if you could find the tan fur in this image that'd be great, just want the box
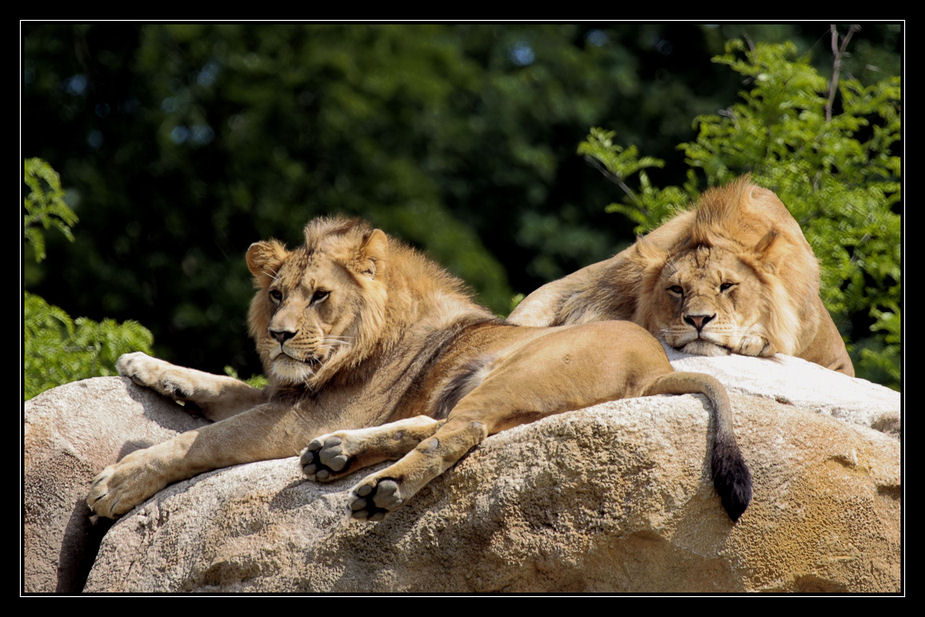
[508,176,854,376]
[88,217,751,523]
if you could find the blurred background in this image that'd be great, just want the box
[22,22,902,394]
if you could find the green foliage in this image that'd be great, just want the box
[24,292,154,400]
[23,159,155,400]
[23,158,78,263]
[579,127,695,231]
[223,365,268,390]
[580,38,901,390]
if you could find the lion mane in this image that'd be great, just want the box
[509,176,854,376]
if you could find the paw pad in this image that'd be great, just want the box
[301,436,351,481]
[348,478,402,521]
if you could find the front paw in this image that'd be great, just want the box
[735,335,774,357]
[86,451,164,518]
[300,434,354,482]
[348,476,404,521]
[117,352,197,402]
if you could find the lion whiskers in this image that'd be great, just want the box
[262,333,360,386]
[322,335,354,348]
[318,335,353,359]
[658,321,765,357]
[261,268,281,282]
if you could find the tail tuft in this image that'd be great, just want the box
[711,438,752,522]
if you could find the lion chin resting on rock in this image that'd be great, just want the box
[87,216,751,523]
[508,176,855,377]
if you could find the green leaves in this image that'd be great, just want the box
[23,290,154,400]
[577,128,695,234]
[24,159,154,400]
[580,39,901,389]
[23,158,78,263]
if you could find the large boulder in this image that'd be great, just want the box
[23,352,901,593]
[23,378,207,593]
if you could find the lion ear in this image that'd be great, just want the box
[751,229,786,270]
[353,228,388,280]
[246,240,289,287]
[633,234,667,266]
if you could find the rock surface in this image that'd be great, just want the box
[23,353,901,594]
[23,378,207,593]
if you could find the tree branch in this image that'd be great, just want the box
[825,24,861,121]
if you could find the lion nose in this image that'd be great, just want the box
[684,314,715,331]
[269,328,298,344]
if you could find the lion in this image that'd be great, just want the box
[508,176,855,376]
[87,216,751,523]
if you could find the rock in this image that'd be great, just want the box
[23,378,207,593]
[663,347,902,436]
[23,353,901,593]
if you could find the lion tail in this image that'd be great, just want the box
[646,371,752,522]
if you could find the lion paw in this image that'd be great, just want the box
[117,352,198,403]
[86,453,163,518]
[300,435,355,482]
[735,335,774,357]
[347,477,403,521]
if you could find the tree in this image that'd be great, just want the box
[21,23,732,375]
[578,35,901,389]
[22,23,900,382]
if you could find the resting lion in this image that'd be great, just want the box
[87,216,751,523]
[508,176,854,376]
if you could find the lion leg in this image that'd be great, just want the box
[300,415,444,482]
[645,371,752,521]
[118,352,268,421]
[87,402,313,518]
[347,322,664,521]
[346,414,488,521]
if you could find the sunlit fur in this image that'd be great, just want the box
[635,241,791,359]
[91,216,752,523]
[246,217,484,390]
[509,176,855,376]
[632,178,825,362]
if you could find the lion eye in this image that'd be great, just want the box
[667,285,684,296]
[719,282,737,292]
[311,290,330,305]
[268,289,283,304]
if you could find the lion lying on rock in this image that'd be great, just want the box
[87,217,751,523]
[508,176,854,376]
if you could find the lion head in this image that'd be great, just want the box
[630,177,831,362]
[634,239,791,358]
[509,176,854,374]
[245,217,389,389]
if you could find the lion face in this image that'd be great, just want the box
[246,220,389,388]
[639,244,774,358]
[257,250,362,384]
